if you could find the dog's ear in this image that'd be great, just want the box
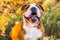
[21,4,30,13]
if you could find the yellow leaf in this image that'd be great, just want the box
[16,7,22,15]
[1,26,6,33]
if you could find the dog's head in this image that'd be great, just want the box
[21,3,44,27]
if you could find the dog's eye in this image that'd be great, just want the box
[37,5,44,11]
[21,4,30,10]
[21,5,26,10]
[39,5,44,11]
[22,5,26,8]
[25,5,30,9]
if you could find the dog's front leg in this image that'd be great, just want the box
[38,31,44,40]
[38,23,45,40]
[39,33,44,40]
[10,21,23,40]
[19,30,25,40]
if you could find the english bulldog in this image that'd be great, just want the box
[10,3,45,40]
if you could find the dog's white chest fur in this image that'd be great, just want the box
[23,24,42,40]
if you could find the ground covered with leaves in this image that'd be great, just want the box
[0,0,60,40]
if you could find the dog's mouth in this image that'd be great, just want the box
[24,14,40,23]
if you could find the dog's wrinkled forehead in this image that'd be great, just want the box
[28,3,38,9]
[23,4,41,17]
[26,3,43,11]
[21,3,44,11]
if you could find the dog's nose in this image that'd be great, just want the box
[31,7,37,15]
[32,18,37,23]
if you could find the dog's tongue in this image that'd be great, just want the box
[32,18,37,23]
[31,16,38,23]
[28,15,38,23]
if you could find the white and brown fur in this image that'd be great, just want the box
[10,3,45,40]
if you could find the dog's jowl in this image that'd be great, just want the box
[10,3,45,40]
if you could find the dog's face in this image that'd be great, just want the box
[22,3,44,27]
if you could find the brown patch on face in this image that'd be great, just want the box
[21,4,30,13]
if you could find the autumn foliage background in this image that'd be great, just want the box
[0,0,60,40]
